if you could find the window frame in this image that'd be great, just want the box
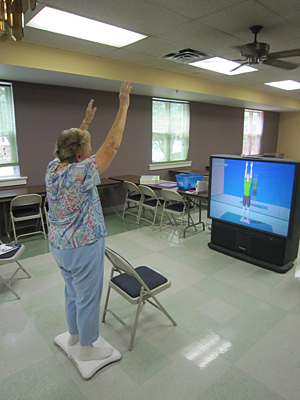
[151,98,190,166]
[242,109,264,156]
[0,82,26,186]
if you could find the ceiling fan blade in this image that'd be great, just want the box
[30,0,37,12]
[232,58,248,62]
[263,58,298,70]
[268,49,300,59]
[230,61,249,72]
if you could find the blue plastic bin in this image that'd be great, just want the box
[176,174,203,190]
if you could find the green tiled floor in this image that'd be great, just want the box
[1,209,300,400]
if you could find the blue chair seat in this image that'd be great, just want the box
[165,203,185,212]
[128,193,141,201]
[13,207,39,218]
[111,266,168,298]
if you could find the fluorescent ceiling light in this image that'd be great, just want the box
[189,57,257,75]
[26,6,147,47]
[264,80,300,90]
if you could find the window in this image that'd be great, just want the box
[0,82,20,180]
[152,98,190,163]
[242,109,264,156]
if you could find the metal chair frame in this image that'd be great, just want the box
[137,185,164,230]
[102,247,176,351]
[159,189,197,238]
[0,244,31,299]
[122,181,142,222]
[10,194,47,243]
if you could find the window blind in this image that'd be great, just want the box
[0,83,18,166]
[152,99,190,163]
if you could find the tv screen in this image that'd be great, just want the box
[208,155,297,238]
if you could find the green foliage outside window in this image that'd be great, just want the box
[152,99,190,163]
[0,83,18,166]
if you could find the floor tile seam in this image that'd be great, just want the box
[4,349,55,385]
[220,308,288,336]
[0,356,17,384]
[9,373,24,399]
[221,282,297,312]
[19,301,64,319]
[193,276,266,303]
[120,351,228,400]
[233,364,287,398]
[192,275,257,307]
[275,371,300,400]
[236,358,297,395]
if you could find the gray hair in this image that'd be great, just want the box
[54,128,91,163]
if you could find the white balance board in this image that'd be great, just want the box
[54,331,121,379]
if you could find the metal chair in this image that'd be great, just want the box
[0,244,31,299]
[43,196,49,232]
[159,189,196,238]
[122,181,142,222]
[102,247,177,351]
[10,194,47,243]
[137,184,164,230]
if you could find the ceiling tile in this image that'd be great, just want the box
[198,0,300,43]
[258,0,300,25]
[145,0,244,19]
[124,37,183,57]
[155,20,241,56]
[102,48,176,70]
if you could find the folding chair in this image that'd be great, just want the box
[43,196,49,232]
[137,184,164,230]
[122,181,142,222]
[0,244,31,299]
[159,189,196,238]
[102,247,176,351]
[10,194,47,243]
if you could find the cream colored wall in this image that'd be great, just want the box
[277,113,300,160]
[3,40,300,160]
[2,41,300,111]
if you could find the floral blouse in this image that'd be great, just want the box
[45,155,106,249]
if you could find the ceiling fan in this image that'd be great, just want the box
[231,25,300,72]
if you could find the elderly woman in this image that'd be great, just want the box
[45,81,131,361]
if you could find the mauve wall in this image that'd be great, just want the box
[189,102,244,169]
[12,81,279,188]
[260,111,280,155]
[12,81,152,185]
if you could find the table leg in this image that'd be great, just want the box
[183,197,205,238]
[1,202,11,241]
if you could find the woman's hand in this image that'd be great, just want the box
[119,81,131,109]
[80,99,97,130]
[84,99,97,124]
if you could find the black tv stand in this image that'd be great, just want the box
[208,242,293,273]
[208,220,298,274]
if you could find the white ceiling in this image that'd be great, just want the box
[3,0,300,111]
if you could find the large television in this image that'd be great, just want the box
[207,155,300,273]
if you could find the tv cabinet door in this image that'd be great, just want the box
[210,220,287,266]
[234,231,252,255]
[251,234,286,266]
[211,221,236,250]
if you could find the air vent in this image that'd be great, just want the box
[161,48,209,64]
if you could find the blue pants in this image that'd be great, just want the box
[50,238,105,346]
